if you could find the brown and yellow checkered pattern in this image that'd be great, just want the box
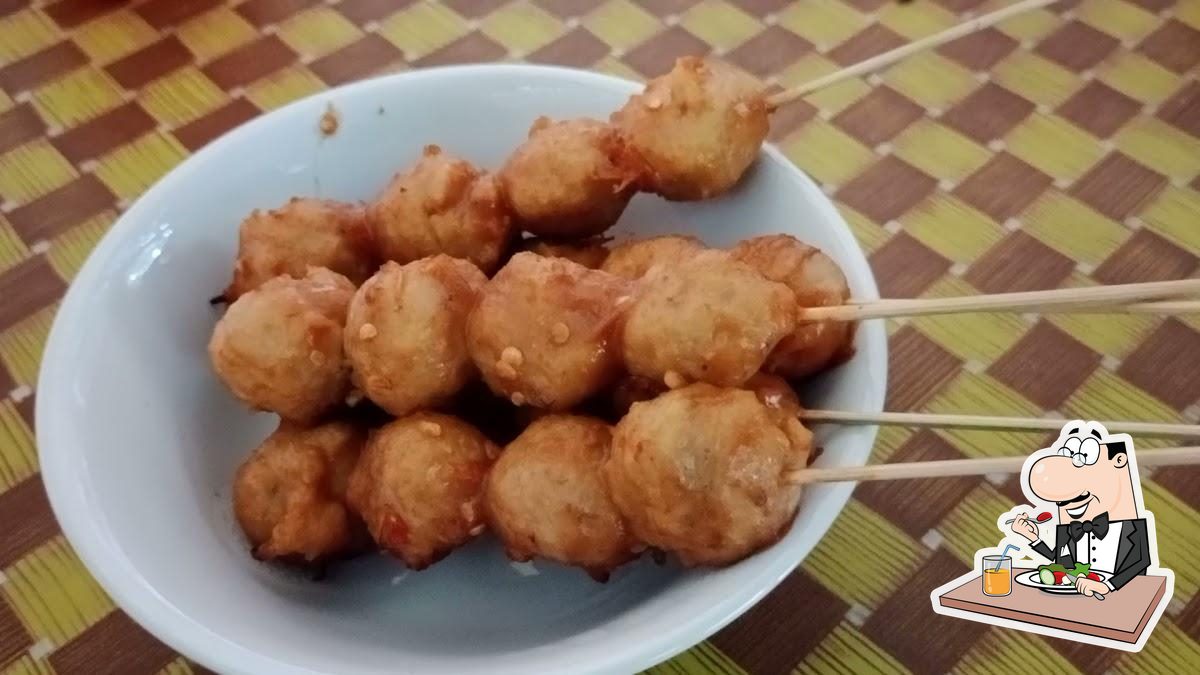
[1,0,1198,673]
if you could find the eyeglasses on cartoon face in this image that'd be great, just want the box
[1056,435,1103,467]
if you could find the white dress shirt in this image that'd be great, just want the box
[1067,521,1123,591]
[1075,521,1123,576]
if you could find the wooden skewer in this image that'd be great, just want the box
[787,446,1200,485]
[766,0,1057,109]
[1059,299,1200,315]
[801,409,1200,438]
[798,279,1200,322]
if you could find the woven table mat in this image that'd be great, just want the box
[1,0,1198,673]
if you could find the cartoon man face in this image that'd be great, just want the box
[1027,421,1138,523]
[1010,421,1151,599]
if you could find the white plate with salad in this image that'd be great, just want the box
[1016,564,1109,594]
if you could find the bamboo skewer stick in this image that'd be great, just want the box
[800,410,1200,438]
[787,446,1200,485]
[798,279,1200,322]
[1026,299,1200,315]
[766,0,1058,109]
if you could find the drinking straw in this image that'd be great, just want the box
[994,544,1018,571]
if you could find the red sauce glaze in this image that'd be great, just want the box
[381,513,409,548]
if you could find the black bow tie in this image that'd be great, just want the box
[1068,512,1110,542]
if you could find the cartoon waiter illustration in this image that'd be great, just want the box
[931,420,1174,652]
[1009,421,1150,599]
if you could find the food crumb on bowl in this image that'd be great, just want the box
[319,103,340,136]
[510,560,540,576]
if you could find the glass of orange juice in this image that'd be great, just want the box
[982,555,1012,596]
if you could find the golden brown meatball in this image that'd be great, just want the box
[485,415,639,579]
[368,145,513,273]
[346,413,497,569]
[467,252,633,410]
[222,198,374,302]
[209,268,354,423]
[600,235,706,280]
[500,118,642,238]
[730,235,856,379]
[344,256,486,417]
[517,236,611,269]
[612,57,768,200]
[605,384,812,566]
[622,251,795,388]
[233,420,367,562]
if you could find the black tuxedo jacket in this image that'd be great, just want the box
[1031,518,1150,591]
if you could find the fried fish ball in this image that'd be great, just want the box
[500,118,641,238]
[344,256,486,416]
[222,198,374,302]
[346,413,497,569]
[730,235,856,379]
[234,420,367,562]
[368,145,513,273]
[467,252,633,410]
[605,384,812,566]
[612,57,768,201]
[600,235,706,280]
[622,251,795,387]
[485,415,639,579]
[517,236,611,269]
[209,268,354,423]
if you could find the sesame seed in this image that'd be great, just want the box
[358,323,378,340]
[551,322,570,344]
[345,389,365,406]
[309,350,327,366]
[469,524,485,536]
[501,346,524,366]
[664,371,685,389]
[510,392,527,406]
[419,421,442,437]
[496,361,518,379]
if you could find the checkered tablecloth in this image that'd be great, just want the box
[1,0,1198,673]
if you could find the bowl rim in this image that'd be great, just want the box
[36,62,885,675]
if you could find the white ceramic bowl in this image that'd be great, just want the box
[37,65,886,675]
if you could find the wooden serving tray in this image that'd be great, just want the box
[937,568,1168,643]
